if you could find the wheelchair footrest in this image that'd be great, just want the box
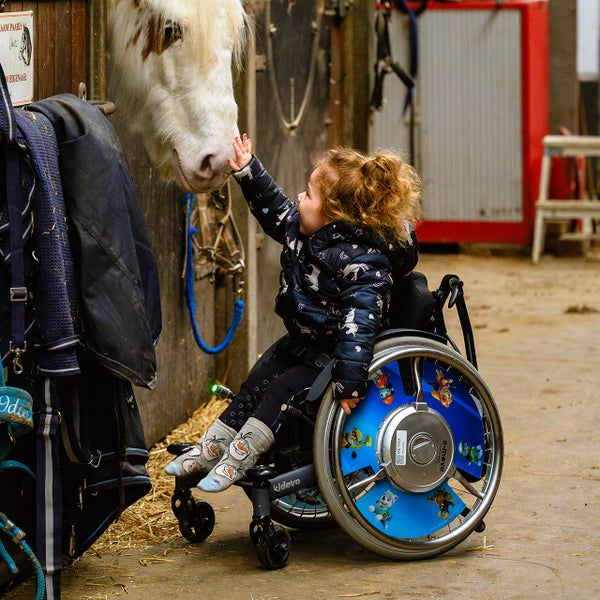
[167,442,196,456]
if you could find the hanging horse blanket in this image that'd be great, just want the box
[29,94,162,388]
[0,64,161,599]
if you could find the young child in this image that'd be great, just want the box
[165,134,422,492]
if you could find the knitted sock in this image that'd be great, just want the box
[164,419,236,476]
[198,417,274,492]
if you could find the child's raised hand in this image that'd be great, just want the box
[227,133,252,172]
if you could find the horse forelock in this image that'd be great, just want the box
[108,0,248,115]
[116,0,247,67]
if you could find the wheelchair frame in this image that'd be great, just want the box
[167,273,503,569]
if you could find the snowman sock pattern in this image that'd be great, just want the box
[198,417,274,492]
[164,419,236,476]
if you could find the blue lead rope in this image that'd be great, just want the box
[184,193,244,354]
[0,506,45,600]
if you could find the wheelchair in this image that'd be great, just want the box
[167,272,503,569]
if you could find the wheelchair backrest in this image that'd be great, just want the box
[305,270,477,404]
[386,271,435,331]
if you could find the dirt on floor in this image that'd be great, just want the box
[4,249,600,600]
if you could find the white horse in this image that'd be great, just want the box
[108,0,248,192]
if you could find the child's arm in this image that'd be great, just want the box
[228,137,296,246]
[331,255,392,415]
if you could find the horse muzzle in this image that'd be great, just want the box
[172,149,231,193]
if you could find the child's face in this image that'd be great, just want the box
[297,168,328,236]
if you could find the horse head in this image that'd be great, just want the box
[108,0,248,192]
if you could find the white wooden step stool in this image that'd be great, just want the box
[531,135,600,263]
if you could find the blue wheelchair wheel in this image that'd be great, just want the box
[313,336,503,559]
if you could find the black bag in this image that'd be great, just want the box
[59,351,152,558]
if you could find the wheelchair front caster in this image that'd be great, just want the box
[251,519,291,569]
[177,496,215,543]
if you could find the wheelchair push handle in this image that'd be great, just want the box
[446,276,463,309]
[434,274,478,369]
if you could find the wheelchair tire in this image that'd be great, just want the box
[313,336,503,560]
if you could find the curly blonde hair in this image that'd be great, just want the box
[313,147,422,244]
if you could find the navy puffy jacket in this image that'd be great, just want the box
[234,156,418,400]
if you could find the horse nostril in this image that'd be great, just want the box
[199,154,214,176]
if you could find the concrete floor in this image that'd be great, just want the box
[4,252,600,599]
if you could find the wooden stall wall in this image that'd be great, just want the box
[3,0,88,100]
[247,0,371,357]
[0,1,225,446]
[249,0,333,355]
[109,120,224,447]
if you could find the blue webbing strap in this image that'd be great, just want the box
[184,193,244,354]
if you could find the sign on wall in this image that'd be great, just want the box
[0,11,34,105]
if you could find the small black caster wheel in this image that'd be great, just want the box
[171,489,193,519]
[256,523,291,569]
[178,499,215,543]
[474,520,486,533]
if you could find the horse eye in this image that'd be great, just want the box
[164,19,182,43]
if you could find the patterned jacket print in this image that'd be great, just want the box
[233,156,418,400]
